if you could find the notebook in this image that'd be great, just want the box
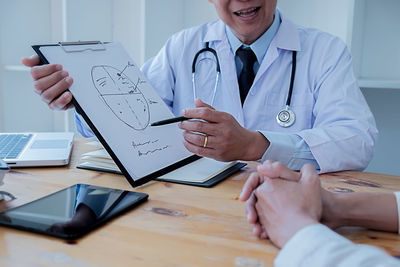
[0,132,74,167]
[77,140,246,187]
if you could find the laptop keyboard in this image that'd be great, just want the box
[0,134,33,159]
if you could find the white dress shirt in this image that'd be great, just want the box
[275,192,400,267]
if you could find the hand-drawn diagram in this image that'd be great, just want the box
[91,63,150,130]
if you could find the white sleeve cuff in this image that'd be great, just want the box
[259,131,320,170]
[259,131,298,166]
[274,224,351,267]
[275,223,399,267]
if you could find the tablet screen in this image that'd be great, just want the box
[0,184,148,239]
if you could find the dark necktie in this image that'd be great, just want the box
[236,46,257,105]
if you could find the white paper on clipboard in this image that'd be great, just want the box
[37,42,192,182]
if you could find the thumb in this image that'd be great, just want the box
[258,161,301,182]
[21,55,41,67]
[299,164,318,184]
[195,98,215,110]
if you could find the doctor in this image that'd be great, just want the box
[22,0,377,173]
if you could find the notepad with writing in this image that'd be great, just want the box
[77,141,246,187]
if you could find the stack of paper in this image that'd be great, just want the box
[77,140,122,174]
[79,148,121,173]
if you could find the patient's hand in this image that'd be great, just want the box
[253,164,322,248]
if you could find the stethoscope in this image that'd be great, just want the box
[276,50,297,127]
[192,42,221,106]
[192,42,297,128]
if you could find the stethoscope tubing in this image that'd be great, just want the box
[192,42,297,127]
[286,50,297,106]
[192,42,220,73]
[192,42,221,106]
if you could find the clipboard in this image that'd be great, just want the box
[32,41,246,187]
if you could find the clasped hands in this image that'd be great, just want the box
[240,160,339,248]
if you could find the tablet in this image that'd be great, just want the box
[0,184,148,240]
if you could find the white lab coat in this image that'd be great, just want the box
[140,14,377,173]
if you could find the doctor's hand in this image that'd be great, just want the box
[179,99,270,162]
[21,55,74,110]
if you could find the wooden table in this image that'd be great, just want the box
[0,138,399,266]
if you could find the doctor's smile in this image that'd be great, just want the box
[233,7,261,20]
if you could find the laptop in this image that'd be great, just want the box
[0,132,74,167]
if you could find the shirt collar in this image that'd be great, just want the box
[203,20,226,43]
[226,9,281,63]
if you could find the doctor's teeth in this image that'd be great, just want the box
[237,7,258,16]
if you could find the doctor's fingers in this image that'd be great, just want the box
[182,106,229,123]
[182,131,215,149]
[179,119,219,136]
[182,139,216,159]
[194,98,215,110]
[34,69,71,96]
[48,91,74,110]
[30,63,63,80]
[39,78,73,108]
[257,161,301,182]
[21,55,41,68]
[182,136,237,161]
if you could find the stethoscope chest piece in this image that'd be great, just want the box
[276,107,295,127]
[276,50,297,128]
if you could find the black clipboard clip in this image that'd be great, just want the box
[58,41,106,53]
